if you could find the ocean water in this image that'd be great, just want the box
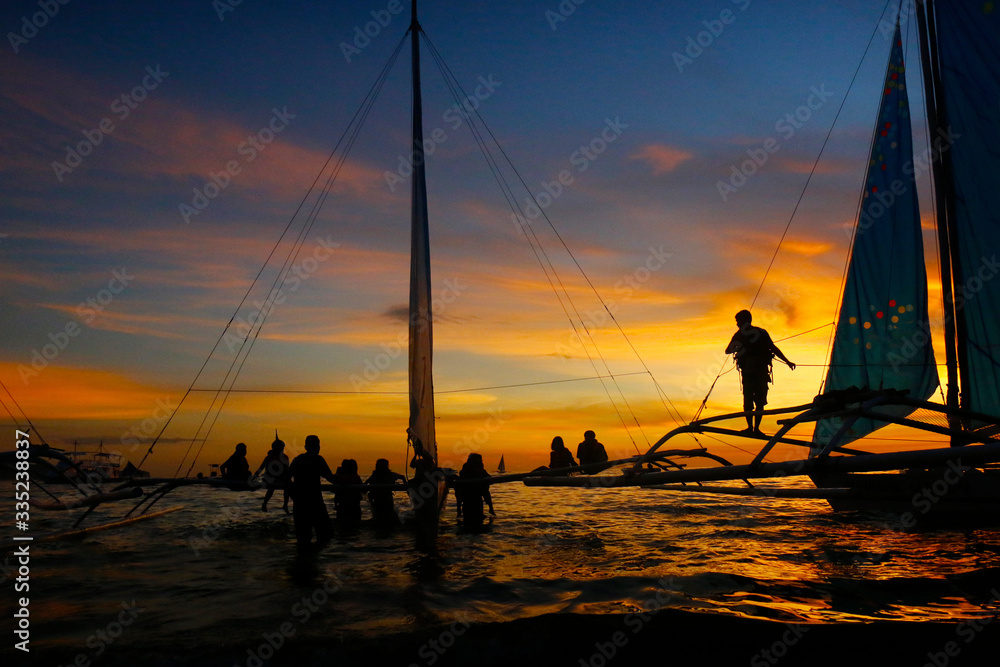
[5,476,1000,660]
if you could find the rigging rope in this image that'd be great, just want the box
[421,32,689,453]
[699,2,897,424]
[138,33,410,476]
[185,371,652,395]
[179,34,412,477]
[0,378,46,443]
[750,3,893,311]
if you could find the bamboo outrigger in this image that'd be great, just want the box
[523,390,1000,520]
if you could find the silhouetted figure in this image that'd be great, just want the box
[531,436,578,475]
[254,437,290,513]
[220,443,251,482]
[333,458,363,530]
[458,453,494,529]
[408,429,435,477]
[576,430,610,473]
[365,458,406,525]
[408,429,443,524]
[289,435,337,546]
[549,436,577,471]
[725,309,795,435]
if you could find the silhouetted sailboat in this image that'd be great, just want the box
[497,455,506,474]
[804,1,1000,514]
[527,0,1000,521]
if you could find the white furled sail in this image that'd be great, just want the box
[408,0,437,468]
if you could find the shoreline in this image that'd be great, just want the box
[11,610,1000,667]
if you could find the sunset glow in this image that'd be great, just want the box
[1,0,949,478]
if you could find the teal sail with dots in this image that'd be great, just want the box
[814,23,938,447]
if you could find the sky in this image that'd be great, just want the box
[1,0,948,477]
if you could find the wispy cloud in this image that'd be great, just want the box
[630,144,694,174]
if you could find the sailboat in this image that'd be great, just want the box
[526,0,1000,521]
[804,0,1000,514]
[497,455,506,474]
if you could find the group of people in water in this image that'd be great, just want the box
[217,434,504,545]
[215,428,615,546]
[218,435,411,544]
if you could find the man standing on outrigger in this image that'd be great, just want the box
[725,309,795,435]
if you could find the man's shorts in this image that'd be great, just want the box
[741,368,770,406]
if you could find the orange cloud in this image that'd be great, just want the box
[1,57,388,204]
[630,144,694,174]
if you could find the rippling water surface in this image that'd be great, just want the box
[6,477,1000,653]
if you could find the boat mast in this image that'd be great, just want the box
[916,0,967,441]
[408,0,438,468]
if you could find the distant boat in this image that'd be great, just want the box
[55,442,123,483]
[497,455,506,474]
[39,442,147,484]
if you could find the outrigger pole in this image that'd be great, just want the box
[524,392,1000,490]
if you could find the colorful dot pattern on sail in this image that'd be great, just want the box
[813,23,939,447]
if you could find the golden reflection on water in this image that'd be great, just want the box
[6,477,1000,646]
[483,480,1000,623]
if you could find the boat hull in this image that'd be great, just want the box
[810,468,1000,522]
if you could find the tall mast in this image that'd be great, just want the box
[916,0,966,441]
[408,0,437,466]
